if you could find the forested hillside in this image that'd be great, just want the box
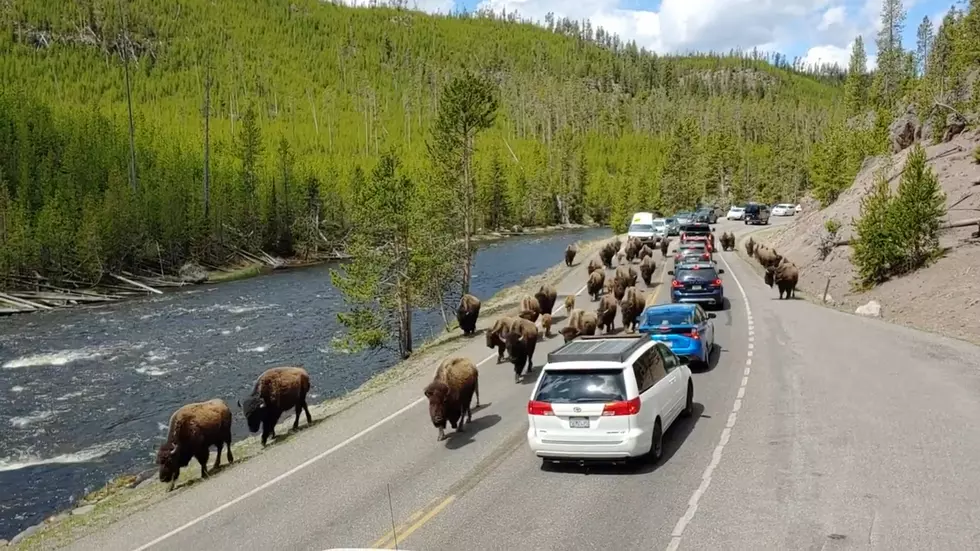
[0,0,848,285]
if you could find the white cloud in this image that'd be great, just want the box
[802,40,877,70]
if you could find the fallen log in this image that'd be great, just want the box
[110,273,163,295]
[13,291,118,303]
[0,291,51,310]
[834,217,980,247]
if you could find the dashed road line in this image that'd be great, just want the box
[665,250,754,551]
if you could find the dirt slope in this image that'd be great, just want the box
[754,128,980,344]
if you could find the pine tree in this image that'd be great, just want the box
[874,0,908,108]
[915,16,934,77]
[851,169,902,287]
[237,105,263,247]
[890,144,946,272]
[843,36,869,116]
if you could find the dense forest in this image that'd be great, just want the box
[0,0,854,290]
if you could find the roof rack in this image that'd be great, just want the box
[546,334,649,365]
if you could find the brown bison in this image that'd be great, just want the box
[625,237,642,263]
[157,399,233,491]
[587,270,605,301]
[505,318,538,382]
[456,294,481,336]
[559,309,598,342]
[597,294,618,334]
[612,278,627,301]
[239,366,312,447]
[565,244,578,267]
[486,316,519,363]
[755,246,782,269]
[423,357,480,441]
[519,295,542,322]
[765,261,800,299]
[617,251,626,266]
[638,245,654,262]
[660,237,670,258]
[639,256,656,286]
[615,264,639,288]
[745,236,756,257]
[535,284,558,315]
[563,294,576,313]
[719,232,735,251]
[540,314,553,338]
[599,243,617,268]
[587,258,604,275]
[619,287,645,333]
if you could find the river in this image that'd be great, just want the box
[0,227,611,539]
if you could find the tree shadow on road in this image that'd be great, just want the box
[444,414,502,450]
[539,403,705,476]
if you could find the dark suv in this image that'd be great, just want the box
[743,203,770,225]
[693,208,718,224]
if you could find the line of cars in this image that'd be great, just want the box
[525,218,733,466]
[726,202,801,224]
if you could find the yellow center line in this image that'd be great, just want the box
[373,495,457,549]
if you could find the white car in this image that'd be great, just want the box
[771,203,796,216]
[726,206,745,220]
[526,335,694,463]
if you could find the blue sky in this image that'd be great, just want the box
[398,0,955,69]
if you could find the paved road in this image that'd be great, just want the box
[68,213,980,551]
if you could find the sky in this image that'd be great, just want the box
[372,0,958,71]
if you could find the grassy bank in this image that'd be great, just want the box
[9,233,616,551]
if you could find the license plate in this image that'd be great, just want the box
[569,417,590,428]
[691,285,703,290]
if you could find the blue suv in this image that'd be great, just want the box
[667,263,725,310]
[638,303,716,367]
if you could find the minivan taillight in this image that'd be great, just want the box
[527,400,554,416]
[602,397,641,416]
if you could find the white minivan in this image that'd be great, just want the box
[526,335,694,464]
[628,212,661,245]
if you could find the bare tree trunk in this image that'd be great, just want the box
[307,89,319,137]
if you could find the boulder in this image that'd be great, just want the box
[942,113,967,143]
[889,112,918,153]
[855,300,882,318]
[178,262,209,284]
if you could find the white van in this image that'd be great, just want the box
[628,212,660,245]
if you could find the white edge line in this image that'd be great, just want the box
[131,279,592,550]
[664,249,751,551]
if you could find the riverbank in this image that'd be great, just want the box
[0,223,601,317]
[4,232,615,550]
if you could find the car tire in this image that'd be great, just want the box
[682,381,694,418]
[648,419,664,463]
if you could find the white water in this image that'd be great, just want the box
[9,410,58,429]
[2,343,146,369]
[0,440,129,473]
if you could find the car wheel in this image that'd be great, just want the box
[682,381,694,418]
[648,419,664,462]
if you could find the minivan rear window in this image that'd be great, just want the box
[534,369,627,403]
[629,224,653,232]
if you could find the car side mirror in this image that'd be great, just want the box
[667,270,674,275]
[717,269,725,274]
[708,313,717,319]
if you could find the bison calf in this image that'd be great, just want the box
[424,357,479,441]
[564,294,576,312]
[540,313,553,338]
[239,366,312,447]
[157,399,233,491]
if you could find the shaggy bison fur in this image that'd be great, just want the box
[505,318,538,382]
[619,287,644,333]
[423,357,479,441]
[535,284,558,315]
[597,294,618,334]
[745,236,756,257]
[599,243,617,268]
[519,295,542,322]
[587,258,604,275]
[625,237,642,262]
[157,399,233,491]
[587,270,605,301]
[660,237,670,258]
[639,245,654,262]
[456,294,482,336]
[615,264,638,288]
[486,316,519,363]
[639,256,655,286]
[755,245,782,269]
[239,366,312,447]
[765,261,800,299]
[564,294,576,313]
[719,232,735,251]
[560,309,598,342]
[565,244,578,266]
[540,313,553,338]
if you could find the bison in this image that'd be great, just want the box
[625,237,642,263]
[597,294,618,334]
[519,295,542,322]
[239,366,312,447]
[615,264,638,288]
[540,313,553,338]
[423,357,479,441]
[505,318,538,382]
[587,258,604,275]
[745,236,756,257]
[599,243,617,269]
[755,246,782,269]
[617,251,626,266]
[535,284,558,315]
[660,237,670,258]
[560,309,598,342]
[486,316,519,363]
[719,232,735,251]
[456,294,482,336]
[639,245,654,262]
[563,294,576,313]
[765,261,800,299]
[619,287,645,333]
[587,270,605,301]
[157,399,233,491]
[565,243,578,266]
[639,256,656,286]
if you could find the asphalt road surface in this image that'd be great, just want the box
[63,214,980,551]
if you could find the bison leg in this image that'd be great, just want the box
[261,422,275,447]
[197,450,211,480]
[473,379,480,408]
[437,427,446,441]
[213,442,223,470]
[302,401,312,425]
[293,404,302,430]
[226,435,234,464]
[496,343,506,363]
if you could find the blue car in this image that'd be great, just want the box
[638,303,717,367]
[667,263,725,310]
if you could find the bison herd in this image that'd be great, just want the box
[744,236,800,299]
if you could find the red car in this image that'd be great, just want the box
[675,242,712,263]
[679,223,715,251]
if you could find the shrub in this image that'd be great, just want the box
[851,176,903,288]
[817,218,842,260]
[973,145,980,164]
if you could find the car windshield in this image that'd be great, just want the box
[534,369,628,403]
[653,219,666,227]
[778,204,794,208]
[679,243,706,251]
[629,224,653,232]
[645,309,695,326]
[680,224,710,233]
[665,218,676,224]
[676,268,719,279]
[744,204,759,213]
